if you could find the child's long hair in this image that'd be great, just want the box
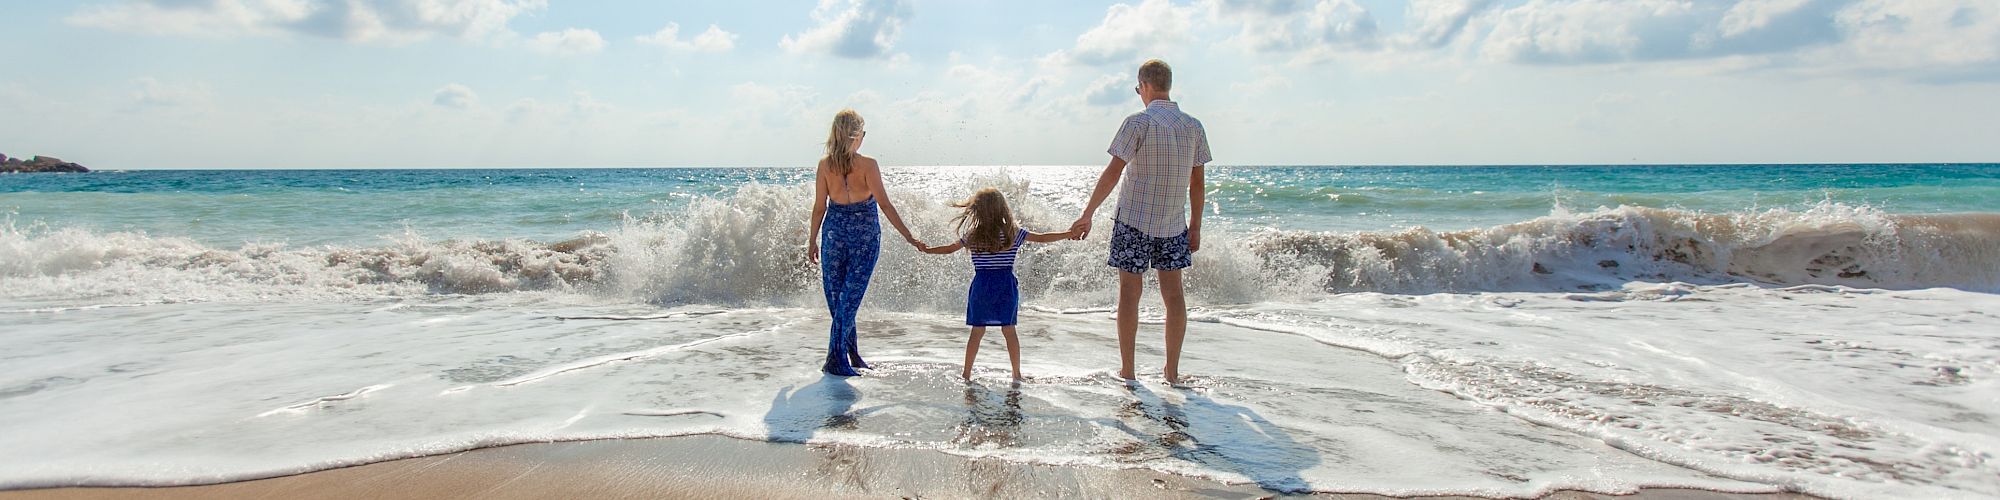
[951,188,1019,253]
[824,109,864,176]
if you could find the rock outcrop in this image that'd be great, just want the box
[0,154,91,173]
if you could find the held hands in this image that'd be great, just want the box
[1068,215,1093,240]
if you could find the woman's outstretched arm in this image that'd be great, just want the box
[864,159,921,247]
[919,241,962,254]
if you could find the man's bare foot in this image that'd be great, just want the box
[1164,370,1180,386]
[1117,368,1135,380]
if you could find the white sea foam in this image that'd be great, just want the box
[3,184,1998,498]
[0,284,1995,497]
[4,183,1995,308]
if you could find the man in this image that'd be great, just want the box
[1070,59,1211,385]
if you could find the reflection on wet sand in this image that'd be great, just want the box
[1103,383,1321,493]
[763,374,885,443]
[954,381,1025,449]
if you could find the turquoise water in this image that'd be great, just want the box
[4,164,1995,246]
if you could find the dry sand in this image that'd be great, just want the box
[0,435,1824,499]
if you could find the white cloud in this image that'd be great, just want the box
[883,52,915,71]
[503,91,612,122]
[635,23,738,53]
[131,78,215,108]
[68,0,547,45]
[1481,0,1707,64]
[846,89,884,107]
[526,28,606,56]
[1572,91,1637,130]
[505,97,547,120]
[943,63,1062,107]
[1824,1,2000,73]
[1205,0,1381,56]
[849,62,1110,161]
[432,83,477,109]
[730,82,820,128]
[1474,0,2000,81]
[1207,0,1309,53]
[780,0,913,59]
[1478,0,1859,65]
[1055,0,1195,66]
[1399,0,1498,49]
[569,91,611,115]
[1084,74,1135,106]
[1230,70,1294,96]
[1716,0,1819,38]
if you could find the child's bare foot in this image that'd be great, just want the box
[960,368,973,381]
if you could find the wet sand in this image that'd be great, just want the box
[0,435,1824,499]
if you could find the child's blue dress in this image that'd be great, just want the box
[966,228,1029,327]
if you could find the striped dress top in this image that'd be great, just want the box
[968,228,1030,271]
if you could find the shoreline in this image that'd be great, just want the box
[0,435,1823,500]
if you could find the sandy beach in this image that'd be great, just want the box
[0,435,1827,500]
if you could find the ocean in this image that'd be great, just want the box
[3,165,1997,498]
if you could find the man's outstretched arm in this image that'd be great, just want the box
[1071,156,1127,239]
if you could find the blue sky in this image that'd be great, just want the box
[1,0,1996,169]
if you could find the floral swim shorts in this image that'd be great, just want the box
[1107,221,1191,274]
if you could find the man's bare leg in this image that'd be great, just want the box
[1158,269,1187,385]
[1117,270,1144,380]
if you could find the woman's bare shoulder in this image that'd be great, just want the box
[812,157,834,180]
[853,154,879,169]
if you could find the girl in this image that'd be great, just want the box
[918,188,1075,381]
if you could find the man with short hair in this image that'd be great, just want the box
[1071,58,1211,385]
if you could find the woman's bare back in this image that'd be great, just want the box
[821,155,878,205]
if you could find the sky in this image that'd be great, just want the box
[0,0,1997,169]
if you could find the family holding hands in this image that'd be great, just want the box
[808,60,1211,385]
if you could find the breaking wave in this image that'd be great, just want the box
[3,181,1996,306]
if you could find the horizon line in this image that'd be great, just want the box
[67,162,2000,171]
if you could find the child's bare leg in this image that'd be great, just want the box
[962,327,986,380]
[1117,270,1143,380]
[1158,269,1187,385]
[1000,326,1022,380]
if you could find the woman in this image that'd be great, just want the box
[807,109,920,376]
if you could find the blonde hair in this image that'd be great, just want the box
[824,109,865,176]
[951,188,1019,253]
[1139,59,1172,91]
